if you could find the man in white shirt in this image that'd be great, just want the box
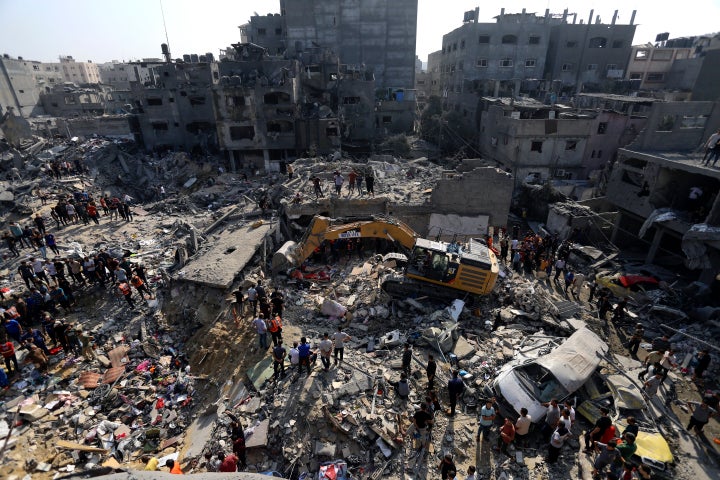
[331,326,350,366]
[464,466,477,480]
[246,286,258,316]
[515,407,532,447]
[318,333,333,371]
[252,314,268,349]
[289,342,300,372]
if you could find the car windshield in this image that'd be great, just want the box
[515,363,570,403]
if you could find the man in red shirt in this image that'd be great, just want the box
[496,417,516,456]
[218,452,239,472]
[1,340,19,375]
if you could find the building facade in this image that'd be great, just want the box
[604,100,720,283]
[281,0,418,90]
[130,61,218,152]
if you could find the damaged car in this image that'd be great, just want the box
[577,372,674,474]
[595,272,661,302]
[485,327,608,423]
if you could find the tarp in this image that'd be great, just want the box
[536,327,608,394]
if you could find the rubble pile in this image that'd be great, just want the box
[0,135,718,480]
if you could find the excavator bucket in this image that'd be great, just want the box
[272,240,298,272]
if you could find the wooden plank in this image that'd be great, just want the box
[56,440,109,454]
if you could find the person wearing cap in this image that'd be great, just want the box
[585,407,612,452]
[627,323,644,356]
[547,424,571,463]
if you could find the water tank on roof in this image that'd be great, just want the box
[183,54,191,63]
[190,54,199,63]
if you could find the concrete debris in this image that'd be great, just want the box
[0,134,717,480]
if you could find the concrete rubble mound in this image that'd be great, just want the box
[0,135,718,480]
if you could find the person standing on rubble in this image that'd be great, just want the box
[348,169,357,196]
[333,171,344,195]
[332,326,351,366]
[541,399,561,441]
[553,257,565,283]
[1,336,19,376]
[477,398,496,442]
[318,333,333,372]
[692,349,712,385]
[246,285,258,316]
[627,324,645,357]
[365,169,375,196]
[118,281,135,309]
[412,402,434,452]
[584,407,612,452]
[447,370,465,416]
[612,299,628,323]
[272,339,287,380]
[402,343,413,377]
[496,417,516,456]
[312,176,324,199]
[426,354,437,390]
[270,289,285,317]
[515,408,532,448]
[252,313,268,350]
[268,314,283,347]
[298,336,312,375]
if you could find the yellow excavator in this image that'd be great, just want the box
[273,215,499,300]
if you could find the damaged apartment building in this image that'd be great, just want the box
[603,100,720,283]
[124,0,419,170]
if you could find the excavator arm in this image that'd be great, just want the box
[272,215,419,271]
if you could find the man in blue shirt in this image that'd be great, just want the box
[477,399,496,442]
[298,337,312,375]
[3,318,23,343]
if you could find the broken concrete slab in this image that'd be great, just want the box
[247,357,275,391]
[245,418,269,449]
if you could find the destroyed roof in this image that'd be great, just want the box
[535,327,609,393]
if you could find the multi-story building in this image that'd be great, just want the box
[545,10,637,95]
[40,83,107,117]
[604,100,720,283]
[664,34,720,101]
[0,54,46,117]
[130,60,218,152]
[477,92,653,184]
[440,9,557,102]
[239,13,286,56]
[44,56,101,85]
[625,44,693,91]
[281,0,418,91]
[212,43,304,172]
[99,60,164,90]
[0,54,69,117]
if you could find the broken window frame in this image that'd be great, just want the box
[478,34,490,44]
[531,141,543,153]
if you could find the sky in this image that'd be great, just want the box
[1,0,719,65]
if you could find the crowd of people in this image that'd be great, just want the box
[1,203,153,388]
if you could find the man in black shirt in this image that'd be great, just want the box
[272,340,286,380]
[402,343,412,376]
[426,355,437,390]
[412,403,434,451]
[584,407,611,451]
[447,370,465,416]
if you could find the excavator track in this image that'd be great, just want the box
[381,274,479,307]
